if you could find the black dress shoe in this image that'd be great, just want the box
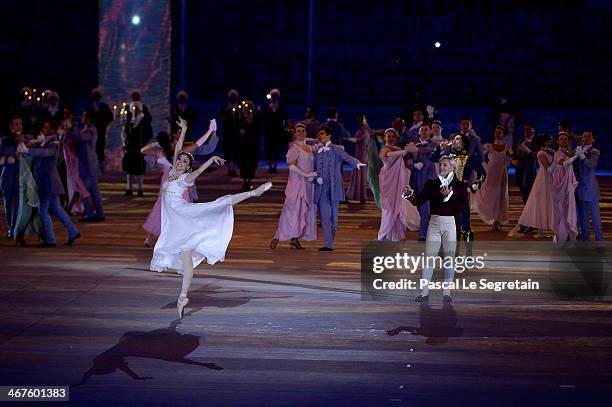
[79,217,96,223]
[123,190,133,196]
[418,236,426,241]
[94,216,106,222]
[64,233,81,246]
[37,242,57,248]
[318,247,334,251]
[443,295,453,303]
[137,189,144,197]
[415,294,429,303]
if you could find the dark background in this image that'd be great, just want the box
[1,0,611,164]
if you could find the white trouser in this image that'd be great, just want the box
[421,215,457,296]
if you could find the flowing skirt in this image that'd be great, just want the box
[150,194,234,273]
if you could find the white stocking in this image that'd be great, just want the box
[180,250,194,297]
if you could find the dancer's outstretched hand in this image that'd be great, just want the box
[209,119,217,132]
[208,155,226,166]
[176,116,188,129]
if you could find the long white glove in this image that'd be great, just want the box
[563,154,578,167]
[575,146,586,160]
[141,141,160,153]
[387,149,408,157]
[289,165,316,178]
[31,132,46,144]
[519,142,532,155]
[17,143,29,154]
[343,137,358,143]
[413,162,424,170]
[356,162,366,170]
[426,105,435,117]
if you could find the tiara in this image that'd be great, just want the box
[179,151,194,161]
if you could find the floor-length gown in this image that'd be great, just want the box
[274,143,316,241]
[13,154,42,238]
[346,128,370,202]
[551,150,578,242]
[516,150,554,230]
[150,172,234,273]
[63,140,89,214]
[367,135,383,208]
[143,151,191,236]
[472,145,510,225]
[378,152,420,241]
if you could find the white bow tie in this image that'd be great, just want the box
[318,145,332,154]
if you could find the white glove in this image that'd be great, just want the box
[563,154,578,167]
[17,143,29,154]
[7,156,15,165]
[574,146,583,155]
[578,152,586,160]
[413,162,424,170]
[388,149,408,157]
[209,119,217,132]
[426,105,435,117]
[289,164,316,178]
[343,137,358,143]
[519,142,532,155]
[36,133,46,144]
[316,177,324,185]
[356,162,366,170]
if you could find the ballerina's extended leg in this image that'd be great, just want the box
[231,182,272,205]
[177,250,193,318]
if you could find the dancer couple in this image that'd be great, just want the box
[269,124,366,251]
[149,117,272,318]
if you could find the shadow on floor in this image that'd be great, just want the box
[161,283,292,318]
[71,319,222,387]
[386,303,464,345]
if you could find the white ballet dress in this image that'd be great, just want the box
[150,172,234,273]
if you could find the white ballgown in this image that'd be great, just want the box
[150,172,234,273]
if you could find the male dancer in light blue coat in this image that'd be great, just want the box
[314,126,365,251]
[575,130,602,242]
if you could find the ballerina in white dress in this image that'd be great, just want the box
[150,118,272,318]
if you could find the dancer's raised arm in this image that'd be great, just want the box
[184,155,226,185]
[173,117,188,163]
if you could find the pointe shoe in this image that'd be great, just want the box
[290,239,304,249]
[269,238,279,249]
[177,295,190,318]
[251,182,273,197]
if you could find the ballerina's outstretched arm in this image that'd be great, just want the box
[173,117,189,164]
[184,155,226,185]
